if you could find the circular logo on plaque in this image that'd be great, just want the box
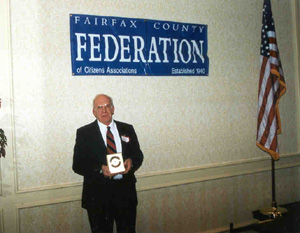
[110,156,121,168]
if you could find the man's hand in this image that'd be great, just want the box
[103,158,132,177]
[102,165,114,178]
[122,158,133,174]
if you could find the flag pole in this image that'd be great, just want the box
[271,158,277,214]
[259,158,287,219]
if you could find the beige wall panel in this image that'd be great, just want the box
[14,166,300,233]
[10,0,299,191]
[18,201,89,233]
[137,166,300,233]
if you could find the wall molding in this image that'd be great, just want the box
[15,197,81,210]
[137,153,300,191]
[0,160,2,196]
[0,209,3,233]
[16,182,82,194]
[0,0,13,199]
[15,153,300,194]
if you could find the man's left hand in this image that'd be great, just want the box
[122,158,132,174]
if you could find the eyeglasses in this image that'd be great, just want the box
[95,104,112,111]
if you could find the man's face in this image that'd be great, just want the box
[93,95,115,125]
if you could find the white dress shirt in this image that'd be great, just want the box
[97,119,122,153]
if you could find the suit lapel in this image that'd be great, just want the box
[91,120,106,150]
[115,121,124,146]
[115,121,129,156]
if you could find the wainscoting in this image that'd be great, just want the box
[1,154,299,233]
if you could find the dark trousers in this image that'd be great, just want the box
[87,181,137,233]
[87,205,136,233]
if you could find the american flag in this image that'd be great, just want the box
[256,0,286,160]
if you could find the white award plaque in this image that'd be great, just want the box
[107,153,125,174]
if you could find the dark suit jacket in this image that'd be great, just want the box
[73,120,144,210]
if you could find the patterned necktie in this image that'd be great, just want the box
[106,126,117,154]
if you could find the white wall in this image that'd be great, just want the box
[0,0,300,232]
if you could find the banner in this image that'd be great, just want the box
[70,14,209,76]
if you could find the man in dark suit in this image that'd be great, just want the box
[73,94,144,233]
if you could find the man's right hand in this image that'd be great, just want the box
[102,165,113,178]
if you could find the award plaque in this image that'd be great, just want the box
[107,153,125,174]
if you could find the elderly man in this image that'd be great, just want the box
[73,94,144,233]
